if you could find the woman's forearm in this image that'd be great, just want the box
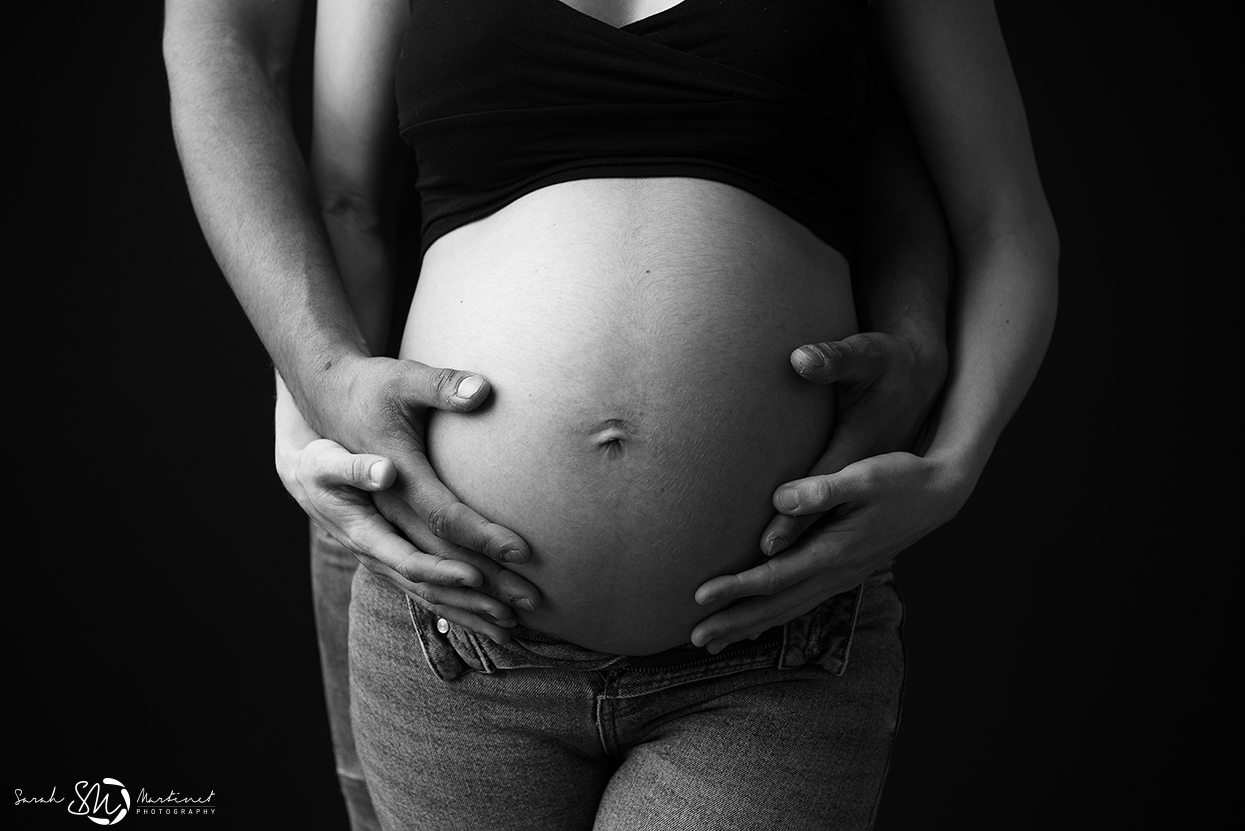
[317,202,395,355]
[926,224,1058,493]
[309,0,410,355]
[872,0,1060,503]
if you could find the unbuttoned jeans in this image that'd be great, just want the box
[349,561,906,831]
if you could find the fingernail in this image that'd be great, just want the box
[691,632,709,648]
[495,619,517,628]
[794,346,825,368]
[514,597,535,612]
[776,488,800,512]
[456,375,485,399]
[368,461,386,488]
[707,642,724,655]
[501,548,527,564]
[765,535,788,556]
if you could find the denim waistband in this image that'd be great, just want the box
[405,569,897,686]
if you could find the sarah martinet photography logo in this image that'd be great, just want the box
[14,779,217,824]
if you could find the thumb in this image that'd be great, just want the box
[790,333,890,385]
[336,450,397,492]
[398,361,492,412]
[302,440,398,492]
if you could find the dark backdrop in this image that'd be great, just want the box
[12,2,1223,827]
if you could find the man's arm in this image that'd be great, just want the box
[165,1,540,620]
[165,1,368,410]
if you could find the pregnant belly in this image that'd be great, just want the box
[402,179,855,654]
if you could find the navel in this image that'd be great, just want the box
[591,418,634,459]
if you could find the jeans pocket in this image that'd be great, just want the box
[788,585,864,676]
[404,596,490,682]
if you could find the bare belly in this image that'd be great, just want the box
[401,178,855,654]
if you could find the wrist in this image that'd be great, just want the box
[923,433,993,518]
[890,322,948,397]
[274,371,322,473]
[281,345,372,440]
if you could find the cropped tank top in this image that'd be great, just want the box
[395,0,870,256]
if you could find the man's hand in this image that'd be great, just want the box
[690,332,956,652]
[276,365,541,644]
[304,353,534,565]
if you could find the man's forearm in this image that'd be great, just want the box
[164,1,368,432]
[854,63,952,390]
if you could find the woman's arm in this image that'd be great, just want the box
[878,0,1058,481]
[691,0,1057,650]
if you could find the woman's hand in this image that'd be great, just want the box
[277,368,541,645]
[690,332,958,651]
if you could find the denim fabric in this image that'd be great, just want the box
[311,522,382,831]
[350,562,906,831]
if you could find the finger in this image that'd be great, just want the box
[758,442,875,556]
[419,603,515,646]
[354,527,485,591]
[396,361,492,413]
[758,511,817,557]
[772,462,877,517]
[374,490,543,611]
[790,333,889,385]
[302,440,397,492]
[352,518,522,625]
[695,544,829,606]
[690,587,827,650]
[384,570,515,623]
[385,459,532,564]
[772,474,843,517]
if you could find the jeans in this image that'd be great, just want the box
[311,523,382,831]
[349,561,906,830]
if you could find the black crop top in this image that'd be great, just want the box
[395,0,870,256]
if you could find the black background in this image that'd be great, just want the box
[11,2,1225,828]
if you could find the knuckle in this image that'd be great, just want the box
[406,580,434,602]
[759,563,782,596]
[429,366,458,402]
[424,503,452,539]
[814,341,843,363]
[856,333,883,361]
[425,500,470,541]
[393,560,423,584]
[347,453,371,485]
[807,476,834,506]
[854,466,881,492]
